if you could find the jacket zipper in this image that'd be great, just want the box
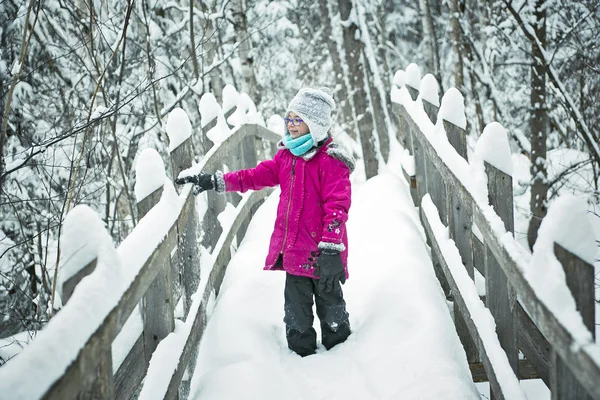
[280,157,297,253]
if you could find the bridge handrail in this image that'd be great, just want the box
[0,88,282,399]
[392,64,599,400]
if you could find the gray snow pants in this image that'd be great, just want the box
[283,272,351,357]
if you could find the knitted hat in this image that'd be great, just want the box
[285,88,336,143]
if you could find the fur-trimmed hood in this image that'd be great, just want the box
[277,137,355,172]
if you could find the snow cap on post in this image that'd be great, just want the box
[405,63,421,90]
[199,92,223,129]
[404,63,421,101]
[166,107,192,152]
[268,114,286,136]
[420,74,440,107]
[135,148,166,202]
[393,70,406,88]
[222,84,239,114]
[439,88,467,130]
[475,122,513,176]
[59,205,114,298]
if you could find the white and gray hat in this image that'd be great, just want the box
[286,88,336,143]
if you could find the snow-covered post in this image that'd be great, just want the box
[420,74,439,125]
[392,70,412,151]
[134,149,175,360]
[421,74,446,224]
[199,101,227,252]
[476,123,518,374]
[167,108,200,317]
[527,195,596,399]
[202,92,242,210]
[439,88,468,160]
[59,206,117,398]
[405,63,421,102]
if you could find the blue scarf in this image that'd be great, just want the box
[283,133,314,156]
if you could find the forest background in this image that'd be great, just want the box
[0,0,599,358]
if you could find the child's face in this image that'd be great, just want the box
[287,112,310,138]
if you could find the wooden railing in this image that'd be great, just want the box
[0,88,281,399]
[393,63,599,400]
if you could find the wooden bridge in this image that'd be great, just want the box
[0,67,598,400]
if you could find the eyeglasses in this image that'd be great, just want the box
[284,117,304,126]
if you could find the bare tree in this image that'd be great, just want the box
[338,0,379,179]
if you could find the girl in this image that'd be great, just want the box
[176,88,354,357]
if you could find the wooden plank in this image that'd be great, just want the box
[550,244,595,400]
[422,100,438,125]
[62,259,97,304]
[516,303,550,386]
[406,85,419,101]
[411,128,427,206]
[114,334,147,400]
[484,162,518,386]
[448,189,473,277]
[470,359,540,383]
[485,245,518,372]
[419,205,524,400]
[426,159,447,224]
[472,232,485,276]
[444,120,467,161]
[485,162,514,233]
[137,185,175,361]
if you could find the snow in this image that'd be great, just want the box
[438,88,467,130]
[421,195,527,400]
[90,105,109,120]
[420,73,440,107]
[166,107,192,152]
[134,148,167,201]
[526,194,596,344]
[474,122,513,176]
[222,84,239,113]
[267,114,285,136]
[57,205,113,294]
[188,173,480,400]
[11,60,21,75]
[199,93,221,129]
[405,63,421,90]
[227,92,262,127]
[393,70,405,88]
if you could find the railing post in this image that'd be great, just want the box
[135,149,175,364]
[59,208,115,399]
[550,244,595,400]
[484,160,518,396]
[168,109,201,318]
[236,126,259,246]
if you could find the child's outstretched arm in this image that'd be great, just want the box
[218,152,282,193]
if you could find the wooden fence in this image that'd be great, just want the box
[0,89,281,399]
[393,64,599,400]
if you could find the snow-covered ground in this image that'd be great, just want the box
[188,171,481,400]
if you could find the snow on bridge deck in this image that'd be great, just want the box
[187,171,479,400]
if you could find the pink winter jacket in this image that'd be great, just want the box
[219,137,354,279]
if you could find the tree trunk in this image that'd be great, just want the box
[450,0,465,92]
[231,0,260,101]
[318,0,352,129]
[527,0,548,249]
[338,0,378,179]
[419,0,442,85]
